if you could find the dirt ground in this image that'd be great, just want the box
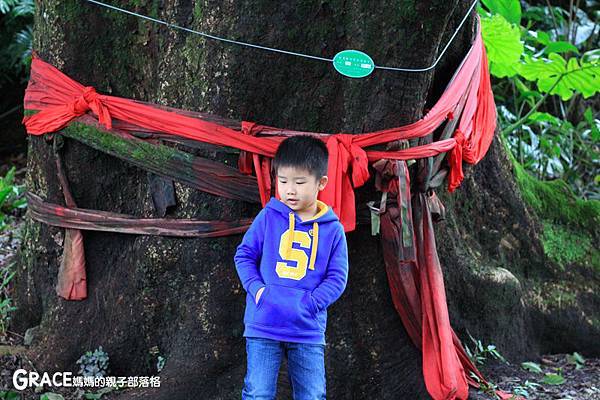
[470,354,600,400]
[0,347,598,399]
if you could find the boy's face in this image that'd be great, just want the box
[276,166,328,213]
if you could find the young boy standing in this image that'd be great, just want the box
[234,135,349,399]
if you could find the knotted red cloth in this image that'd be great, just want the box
[23,23,495,233]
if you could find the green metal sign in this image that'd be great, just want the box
[332,50,375,78]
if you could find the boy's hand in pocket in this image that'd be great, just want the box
[255,286,265,304]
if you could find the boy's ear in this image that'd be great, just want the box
[318,176,328,190]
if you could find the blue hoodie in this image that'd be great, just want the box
[234,197,349,345]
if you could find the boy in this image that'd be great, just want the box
[234,134,349,400]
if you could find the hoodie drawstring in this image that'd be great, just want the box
[286,212,319,271]
[286,212,295,260]
[308,222,318,270]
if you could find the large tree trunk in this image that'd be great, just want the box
[11,1,598,399]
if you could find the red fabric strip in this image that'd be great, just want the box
[22,19,495,232]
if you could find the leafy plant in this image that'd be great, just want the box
[157,355,165,372]
[479,0,600,200]
[469,371,502,399]
[76,346,110,378]
[566,351,585,369]
[481,12,523,77]
[521,361,543,373]
[512,380,542,398]
[518,53,599,101]
[0,262,17,336]
[0,166,27,231]
[542,371,566,385]
[463,332,507,366]
[481,0,522,24]
[519,361,568,391]
[39,393,64,400]
[0,0,33,87]
[0,390,20,400]
[82,386,116,399]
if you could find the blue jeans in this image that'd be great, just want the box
[242,337,326,399]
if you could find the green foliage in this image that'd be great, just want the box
[510,156,600,271]
[512,380,542,398]
[480,0,599,200]
[541,221,595,268]
[76,346,110,378]
[0,390,20,399]
[521,361,543,373]
[517,361,574,396]
[0,166,27,231]
[481,2,599,96]
[0,0,33,87]
[0,164,26,339]
[468,371,503,398]
[566,351,585,369]
[519,53,600,100]
[157,355,165,372]
[0,263,17,336]
[481,13,523,77]
[542,372,565,385]
[39,394,64,400]
[481,0,522,24]
[507,107,598,198]
[463,332,507,366]
[512,159,599,236]
[82,386,116,399]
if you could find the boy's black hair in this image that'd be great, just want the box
[272,135,329,180]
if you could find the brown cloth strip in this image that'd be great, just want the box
[26,192,253,238]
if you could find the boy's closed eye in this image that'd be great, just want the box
[278,178,306,184]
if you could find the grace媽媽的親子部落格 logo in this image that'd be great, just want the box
[11,369,161,391]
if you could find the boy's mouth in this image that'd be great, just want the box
[287,199,299,205]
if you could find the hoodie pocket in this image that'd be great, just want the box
[255,286,267,309]
[252,284,319,331]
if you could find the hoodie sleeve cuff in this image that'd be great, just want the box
[248,280,266,300]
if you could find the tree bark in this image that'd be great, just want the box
[11,1,598,399]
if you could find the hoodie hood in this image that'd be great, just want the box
[265,197,339,223]
[265,197,338,272]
